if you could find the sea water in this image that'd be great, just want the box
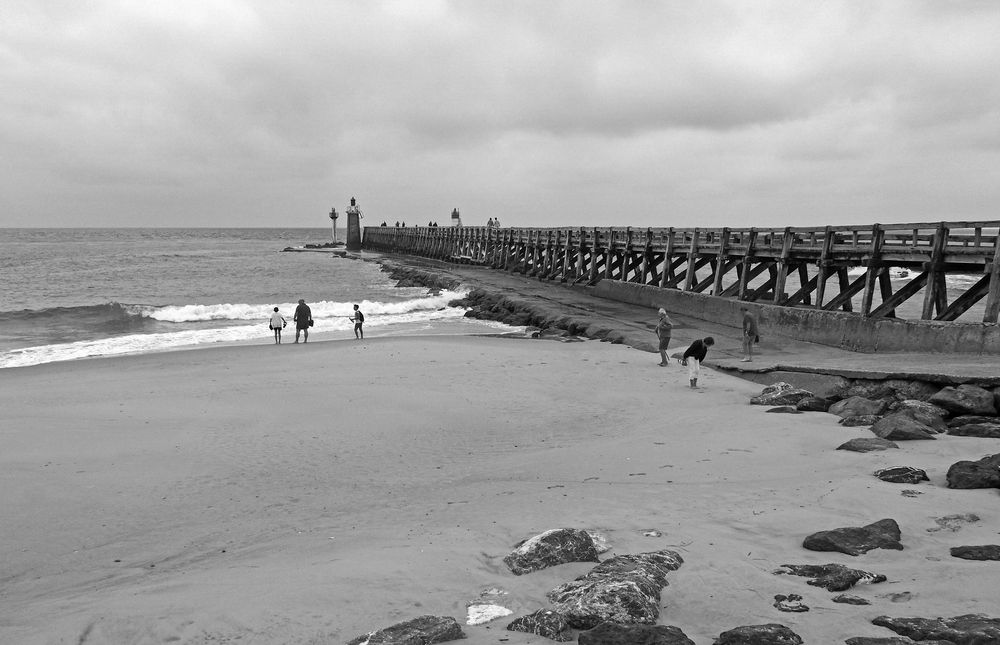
[0,228,512,369]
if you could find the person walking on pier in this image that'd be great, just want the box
[269,307,286,345]
[350,304,364,340]
[682,337,714,389]
[655,308,673,366]
[293,299,313,343]
[740,306,759,362]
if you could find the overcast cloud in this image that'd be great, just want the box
[2,1,999,228]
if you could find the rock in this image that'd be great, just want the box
[837,438,899,452]
[946,454,1000,489]
[892,399,950,418]
[773,594,809,612]
[712,624,803,644]
[845,638,956,644]
[506,609,574,642]
[929,384,998,416]
[894,407,949,433]
[802,518,904,556]
[833,594,871,605]
[347,615,466,645]
[766,406,802,414]
[927,514,980,532]
[947,415,1000,428]
[873,467,929,484]
[546,550,683,629]
[796,396,831,412]
[750,382,814,406]
[871,613,1000,644]
[841,415,883,427]
[950,545,1000,561]
[947,423,1000,438]
[504,528,600,575]
[833,379,940,404]
[870,413,938,441]
[578,622,695,645]
[775,563,887,591]
[900,489,922,498]
[830,396,889,419]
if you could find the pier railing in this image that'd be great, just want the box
[362,221,1000,323]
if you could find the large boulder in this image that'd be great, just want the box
[829,396,888,419]
[946,454,1000,489]
[947,423,1000,438]
[750,382,814,406]
[546,550,683,629]
[894,407,948,433]
[802,518,904,556]
[504,528,600,575]
[578,622,695,645]
[929,384,997,416]
[870,413,938,441]
[796,396,831,412]
[712,624,803,644]
[871,614,1000,644]
[347,615,466,645]
[775,563,886,591]
[950,545,1000,561]
[837,437,899,452]
[873,467,929,484]
[893,399,950,418]
[506,609,573,642]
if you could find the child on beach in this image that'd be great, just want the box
[740,306,759,362]
[681,336,714,388]
[350,304,364,339]
[655,308,673,366]
[269,307,286,344]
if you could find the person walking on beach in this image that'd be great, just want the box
[655,308,673,366]
[350,304,364,340]
[681,336,714,389]
[268,307,286,344]
[293,299,313,343]
[740,306,759,362]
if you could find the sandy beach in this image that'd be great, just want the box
[2,334,998,644]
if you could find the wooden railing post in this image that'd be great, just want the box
[984,229,1000,323]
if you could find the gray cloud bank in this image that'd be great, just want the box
[2,1,999,228]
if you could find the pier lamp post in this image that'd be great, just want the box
[329,207,339,244]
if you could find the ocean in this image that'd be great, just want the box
[0,228,511,370]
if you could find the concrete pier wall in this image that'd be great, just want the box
[594,281,1000,354]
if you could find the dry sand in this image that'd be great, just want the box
[1,334,998,644]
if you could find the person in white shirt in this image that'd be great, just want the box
[269,307,286,344]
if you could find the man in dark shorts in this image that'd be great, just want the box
[350,304,364,339]
[293,299,312,343]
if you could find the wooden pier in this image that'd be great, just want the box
[362,222,1000,323]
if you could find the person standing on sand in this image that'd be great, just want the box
[350,304,364,340]
[269,307,286,345]
[655,308,673,366]
[293,299,312,343]
[740,306,759,362]
[681,336,714,389]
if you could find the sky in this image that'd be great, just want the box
[2,1,999,229]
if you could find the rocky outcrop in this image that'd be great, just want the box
[929,384,998,416]
[347,615,466,645]
[775,563,886,591]
[946,454,1000,489]
[841,415,883,427]
[830,396,889,418]
[546,550,683,629]
[750,383,814,406]
[712,624,803,644]
[950,545,1000,561]
[506,609,573,642]
[870,413,938,441]
[504,528,600,575]
[795,396,831,412]
[831,379,939,404]
[837,437,899,452]
[802,518,904,556]
[871,614,1000,644]
[873,467,929,484]
[578,622,695,645]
